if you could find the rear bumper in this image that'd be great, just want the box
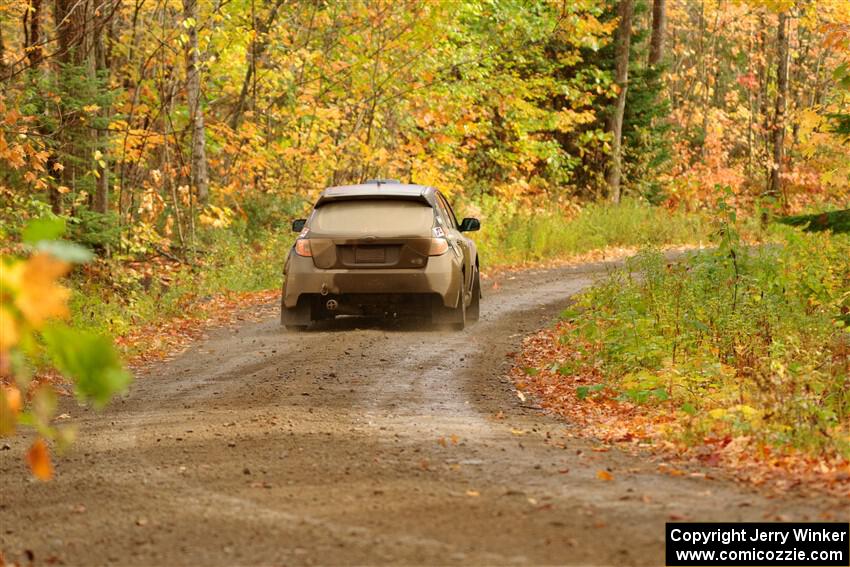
[283,253,462,309]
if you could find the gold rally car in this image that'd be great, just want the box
[281,181,481,330]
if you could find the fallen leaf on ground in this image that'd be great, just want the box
[596,470,614,481]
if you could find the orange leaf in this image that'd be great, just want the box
[15,253,71,327]
[26,438,54,481]
[596,470,613,481]
[3,386,21,414]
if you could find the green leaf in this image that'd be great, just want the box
[35,240,94,263]
[651,387,669,401]
[576,383,604,400]
[680,402,697,416]
[42,324,132,408]
[22,217,66,244]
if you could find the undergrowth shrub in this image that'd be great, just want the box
[470,197,709,266]
[69,227,289,339]
[562,221,850,456]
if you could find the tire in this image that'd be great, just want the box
[467,268,480,324]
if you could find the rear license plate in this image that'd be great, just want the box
[355,247,385,263]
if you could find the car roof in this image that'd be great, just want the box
[315,182,438,206]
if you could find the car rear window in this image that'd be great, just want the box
[311,200,435,236]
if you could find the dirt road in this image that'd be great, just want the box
[2,262,846,566]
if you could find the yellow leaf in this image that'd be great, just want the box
[15,253,71,327]
[708,408,727,420]
[2,385,21,414]
[596,470,613,481]
[26,438,54,481]
[0,305,19,351]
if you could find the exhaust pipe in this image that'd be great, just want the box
[325,299,338,311]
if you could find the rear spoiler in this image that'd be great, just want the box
[314,192,430,207]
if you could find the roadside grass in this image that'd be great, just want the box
[471,197,710,266]
[69,229,289,341]
[517,222,850,469]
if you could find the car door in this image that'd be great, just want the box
[435,192,473,296]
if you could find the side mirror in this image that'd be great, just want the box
[458,217,480,232]
[292,219,306,232]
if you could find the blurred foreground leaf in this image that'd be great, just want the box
[22,217,66,244]
[34,240,94,263]
[26,438,53,481]
[42,324,132,408]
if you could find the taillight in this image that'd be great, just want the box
[428,238,449,256]
[294,239,312,257]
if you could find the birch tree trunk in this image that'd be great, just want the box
[606,0,633,203]
[184,0,209,205]
[648,0,666,67]
[767,11,789,204]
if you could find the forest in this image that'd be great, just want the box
[0,0,849,484]
[1,0,847,230]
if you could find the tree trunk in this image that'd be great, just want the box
[92,1,115,215]
[54,0,89,66]
[648,0,665,67]
[767,11,789,202]
[24,0,45,69]
[0,24,7,80]
[52,0,91,213]
[606,0,633,203]
[229,0,286,131]
[183,0,209,205]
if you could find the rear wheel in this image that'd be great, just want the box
[468,268,480,324]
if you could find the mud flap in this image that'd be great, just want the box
[281,295,311,328]
[430,290,466,329]
[467,270,480,323]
